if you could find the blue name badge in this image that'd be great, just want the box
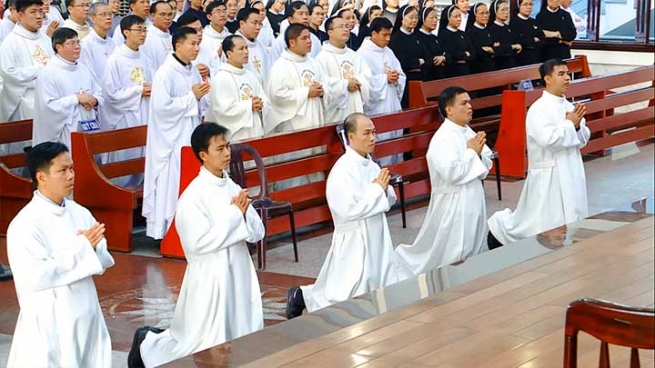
[79,119,100,132]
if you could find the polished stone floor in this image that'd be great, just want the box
[0,141,653,366]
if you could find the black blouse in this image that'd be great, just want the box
[416,29,446,81]
[488,21,517,70]
[510,15,544,65]
[466,24,497,74]
[536,8,576,60]
[438,27,474,77]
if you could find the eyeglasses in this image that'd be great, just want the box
[71,3,91,7]
[95,12,113,17]
[126,28,148,33]
[330,24,349,29]
[156,12,174,17]
[63,40,81,46]
[212,9,227,14]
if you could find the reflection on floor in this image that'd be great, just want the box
[0,141,653,366]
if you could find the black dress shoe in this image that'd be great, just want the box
[487,231,504,250]
[0,264,13,281]
[286,286,306,320]
[127,326,165,368]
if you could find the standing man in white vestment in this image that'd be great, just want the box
[141,0,174,70]
[0,0,53,123]
[205,35,267,141]
[6,141,114,367]
[111,0,151,46]
[101,15,152,186]
[266,23,329,134]
[395,86,492,277]
[270,1,322,61]
[33,27,103,149]
[235,7,270,84]
[143,26,211,240]
[487,59,590,249]
[316,16,371,124]
[62,0,91,39]
[129,123,265,368]
[39,0,63,37]
[175,13,215,80]
[200,1,230,67]
[287,113,399,318]
[79,2,116,82]
[356,16,404,166]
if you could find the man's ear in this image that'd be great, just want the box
[199,150,209,162]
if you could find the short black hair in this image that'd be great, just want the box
[206,0,226,14]
[26,142,69,185]
[438,86,468,118]
[16,0,43,13]
[539,58,568,81]
[52,27,78,54]
[120,15,146,38]
[285,0,307,18]
[370,16,392,33]
[284,23,308,47]
[150,0,172,15]
[344,112,367,136]
[172,26,198,51]
[191,122,230,163]
[7,0,18,9]
[237,7,260,24]
[222,34,243,56]
[324,15,337,31]
[176,11,201,27]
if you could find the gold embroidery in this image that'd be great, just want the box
[252,56,262,72]
[32,45,50,66]
[341,60,355,79]
[240,83,252,101]
[301,70,315,87]
[130,67,146,84]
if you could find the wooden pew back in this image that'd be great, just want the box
[495,65,655,178]
[0,119,33,236]
[71,126,148,252]
[408,55,591,109]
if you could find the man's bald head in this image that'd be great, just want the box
[344,113,376,156]
[344,112,368,136]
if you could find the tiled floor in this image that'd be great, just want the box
[0,141,653,366]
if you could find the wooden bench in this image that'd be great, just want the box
[70,126,147,252]
[408,55,592,109]
[496,65,655,178]
[0,120,33,236]
[161,106,442,259]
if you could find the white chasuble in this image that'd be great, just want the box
[265,49,329,134]
[143,54,206,240]
[62,18,91,39]
[356,37,405,166]
[0,23,53,122]
[101,44,153,187]
[301,147,400,312]
[395,119,492,277]
[141,25,173,71]
[7,191,115,368]
[488,91,591,244]
[201,24,230,70]
[205,63,267,142]
[79,28,116,83]
[316,42,372,124]
[140,167,265,367]
[33,55,103,149]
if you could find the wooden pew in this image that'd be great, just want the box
[496,65,655,178]
[161,106,441,259]
[70,126,147,252]
[408,55,592,109]
[0,120,33,236]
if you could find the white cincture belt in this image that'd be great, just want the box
[334,220,364,233]
[529,161,555,169]
[431,186,460,194]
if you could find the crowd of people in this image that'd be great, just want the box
[0,0,591,364]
